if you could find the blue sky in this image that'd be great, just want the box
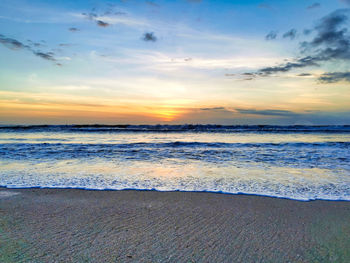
[1,0,350,124]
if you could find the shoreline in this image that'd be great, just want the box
[1,187,350,262]
[1,186,349,202]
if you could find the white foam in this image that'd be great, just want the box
[0,190,19,198]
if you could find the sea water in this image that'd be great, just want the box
[0,125,349,201]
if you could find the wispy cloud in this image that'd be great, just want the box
[33,51,56,61]
[27,40,45,48]
[77,8,147,28]
[81,12,110,27]
[146,1,160,7]
[200,107,226,111]
[0,34,29,49]
[68,27,80,32]
[283,29,297,40]
[259,57,318,75]
[98,15,148,26]
[319,71,350,83]
[265,31,277,40]
[0,34,62,64]
[307,3,321,10]
[96,20,110,27]
[236,109,300,117]
[297,73,313,77]
[255,9,350,76]
[106,49,282,72]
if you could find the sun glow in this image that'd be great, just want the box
[151,108,183,122]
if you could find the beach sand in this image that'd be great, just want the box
[1,188,349,262]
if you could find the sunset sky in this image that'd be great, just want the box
[1,0,350,124]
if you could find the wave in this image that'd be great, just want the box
[1,141,350,148]
[1,128,349,201]
[1,141,349,170]
[1,124,350,133]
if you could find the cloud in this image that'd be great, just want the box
[259,56,319,74]
[33,51,56,61]
[77,11,147,27]
[283,29,297,40]
[200,107,226,111]
[265,31,277,40]
[307,3,321,9]
[82,12,110,27]
[146,1,159,7]
[301,9,350,56]
[0,34,29,50]
[0,34,59,63]
[318,71,350,83]
[143,32,157,42]
[257,9,350,75]
[82,12,98,20]
[340,0,350,5]
[69,27,80,32]
[97,20,110,27]
[226,72,256,80]
[236,109,299,117]
[297,73,313,76]
[27,40,44,48]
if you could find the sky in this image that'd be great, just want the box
[0,0,350,125]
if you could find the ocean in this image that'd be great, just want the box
[0,125,349,201]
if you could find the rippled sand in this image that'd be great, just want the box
[1,188,349,262]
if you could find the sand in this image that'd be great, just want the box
[1,188,349,263]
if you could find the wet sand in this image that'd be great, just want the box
[1,188,349,262]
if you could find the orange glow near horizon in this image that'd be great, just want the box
[150,108,184,122]
[1,88,350,124]
[0,96,188,124]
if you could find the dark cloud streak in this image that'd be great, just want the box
[200,107,226,111]
[257,9,350,76]
[0,34,58,63]
[297,73,312,76]
[307,3,321,9]
[318,71,350,83]
[33,51,56,61]
[82,12,110,27]
[236,109,300,117]
[265,31,277,40]
[259,56,319,75]
[97,20,110,27]
[283,29,297,40]
[0,34,29,50]
[69,27,80,32]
